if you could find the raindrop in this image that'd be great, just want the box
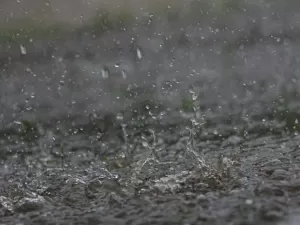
[116,113,123,121]
[142,141,149,148]
[121,70,127,79]
[136,48,142,60]
[20,45,27,55]
[101,67,109,79]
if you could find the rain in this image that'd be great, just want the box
[1,0,300,224]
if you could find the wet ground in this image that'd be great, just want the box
[2,14,300,224]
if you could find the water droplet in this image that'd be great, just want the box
[116,113,123,121]
[136,48,142,60]
[188,89,198,101]
[121,70,127,79]
[101,67,109,79]
[20,45,27,55]
[142,141,149,148]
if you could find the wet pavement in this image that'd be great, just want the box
[1,10,300,224]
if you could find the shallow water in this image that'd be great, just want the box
[2,9,300,224]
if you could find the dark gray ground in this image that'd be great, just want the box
[2,9,300,224]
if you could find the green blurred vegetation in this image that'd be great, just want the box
[85,10,135,33]
[0,20,67,44]
[0,0,246,44]
[0,0,299,44]
[0,10,135,44]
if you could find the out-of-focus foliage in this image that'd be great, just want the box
[1,0,300,43]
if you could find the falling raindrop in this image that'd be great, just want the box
[137,48,142,60]
[101,67,109,79]
[20,45,27,55]
[121,70,127,79]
